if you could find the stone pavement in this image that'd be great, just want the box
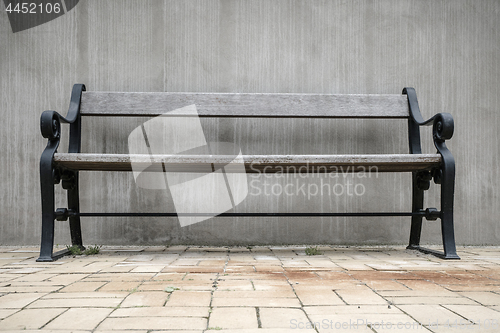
[1,245,500,333]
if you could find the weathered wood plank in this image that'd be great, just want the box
[54,153,441,173]
[80,92,409,118]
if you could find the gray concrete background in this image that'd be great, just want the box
[1,0,499,246]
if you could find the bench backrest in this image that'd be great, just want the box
[80,92,409,118]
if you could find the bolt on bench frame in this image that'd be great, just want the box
[38,84,459,261]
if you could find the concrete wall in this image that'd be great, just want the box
[1,0,499,246]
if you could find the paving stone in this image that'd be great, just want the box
[0,308,17,319]
[124,255,155,262]
[121,291,169,307]
[293,280,362,289]
[430,324,500,332]
[0,308,65,330]
[0,284,62,293]
[295,289,344,305]
[441,284,500,292]
[139,281,211,291]
[304,259,342,268]
[223,273,286,280]
[335,288,388,305]
[388,296,478,305]
[442,304,500,323]
[349,271,417,281]
[254,265,285,272]
[260,307,309,328]
[45,273,89,284]
[45,308,113,330]
[162,266,223,273]
[371,323,433,332]
[130,265,166,273]
[213,290,296,298]
[183,273,218,281]
[84,273,155,282]
[59,281,107,292]
[97,316,207,330]
[99,281,142,292]
[212,328,316,333]
[209,307,258,329]
[0,292,44,308]
[304,305,406,315]
[335,262,375,270]
[216,280,254,291]
[110,306,209,317]
[164,245,188,252]
[0,274,17,282]
[306,315,376,332]
[27,297,123,308]
[286,271,320,280]
[379,290,458,297]
[364,280,408,291]
[250,279,291,289]
[315,272,354,280]
[211,297,301,307]
[6,267,46,274]
[458,291,500,305]
[99,266,135,273]
[443,271,493,282]
[308,313,415,332]
[165,291,212,306]
[149,331,201,333]
[394,280,452,292]
[397,304,467,324]
[172,259,202,266]
[151,273,189,281]
[9,273,58,282]
[366,263,406,270]
[43,291,127,299]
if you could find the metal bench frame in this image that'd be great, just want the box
[37,84,458,261]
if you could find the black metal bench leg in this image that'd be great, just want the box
[37,128,72,262]
[38,158,71,261]
[67,173,84,250]
[407,172,424,249]
[37,162,57,262]
[440,162,459,259]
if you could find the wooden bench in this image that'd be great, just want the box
[37,84,459,261]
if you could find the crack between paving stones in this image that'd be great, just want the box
[282,260,321,333]
[255,306,262,328]
[205,248,230,331]
[39,307,70,330]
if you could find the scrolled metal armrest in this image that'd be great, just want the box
[40,84,86,140]
[432,112,454,141]
[40,110,62,140]
[403,87,454,141]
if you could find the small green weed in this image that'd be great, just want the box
[164,286,180,293]
[66,245,101,256]
[305,246,322,256]
[66,245,83,255]
[84,245,101,255]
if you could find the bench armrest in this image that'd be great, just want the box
[403,87,454,142]
[40,84,85,152]
[403,87,454,189]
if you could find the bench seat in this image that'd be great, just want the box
[53,153,442,173]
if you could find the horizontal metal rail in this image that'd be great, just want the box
[68,212,426,218]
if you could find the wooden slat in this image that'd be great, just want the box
[54,153,441,173]
[80,92,409,118]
